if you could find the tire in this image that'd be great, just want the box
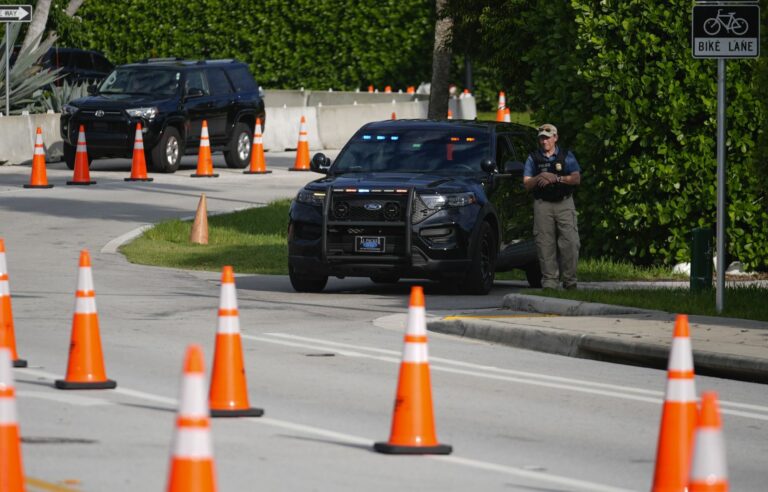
[370,274,400,284]
[703,18,720,36]
[461,221,497,295]
[224,122,252,169]
[731,18,748,36]
[150,126,182,173]
[524,262,543,288]
[63,142,92,170]
[289,263,328,293]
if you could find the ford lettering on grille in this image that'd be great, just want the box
[364,202,382,211]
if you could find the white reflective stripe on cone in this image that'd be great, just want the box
[0,399,18,425]
[217,317,240,335]
[179,374,207,417]
[668,338,694,370]
[218,284,238,310]
[74,296,97,314]
[0,280,9,296]
[77,267,95,292]
[664,379,697,402]
[402,342,428,363]
[134,140,144,150]
[172,428,213,458]
[406,306,426,336]
[690,430,728,480]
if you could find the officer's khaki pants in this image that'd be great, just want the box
[533,196,580,289]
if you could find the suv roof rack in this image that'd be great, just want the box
[196,59,238,65]
[140,57,184,63]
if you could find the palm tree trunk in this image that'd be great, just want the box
[428,0,453,120]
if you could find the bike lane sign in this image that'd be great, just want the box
[692,5,760,58]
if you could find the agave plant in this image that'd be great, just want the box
[28,79,91,113]
[0,23,61,115]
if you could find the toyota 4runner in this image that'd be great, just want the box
[60,58,265,173]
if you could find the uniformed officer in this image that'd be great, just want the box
[523,123,581,289]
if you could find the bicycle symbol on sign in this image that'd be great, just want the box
[703,9,749,36]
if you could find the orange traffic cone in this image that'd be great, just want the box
[55,250,116,390]
[689,392,728,492]
[368,85,374,93]
[652,314,697,492]
[391,112,397,120]
[24,127,53,189]
[495,91,506,122]
[503,107,511,123]
[167,345,217,492]
[209,266,263,417]
[192,120,219,178]
[125,123,153,182]
[384,85,392,93]
[67,125,96,185]
[289,116,310,171]
[243,118,271,175]
[447,109,453,120]
[374,286,452,455]
[0,349,25,492]
[0,239,26,368]
[407,86,415,94]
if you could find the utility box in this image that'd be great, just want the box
[690,227,713,292]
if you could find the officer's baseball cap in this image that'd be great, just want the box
[537,124,557,138]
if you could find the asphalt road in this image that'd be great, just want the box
[1,154,767,491]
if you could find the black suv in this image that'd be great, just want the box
[287,119,541,294]
[60,59,265,173]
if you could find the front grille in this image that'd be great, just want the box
[329,193,408,223]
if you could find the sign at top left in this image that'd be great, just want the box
[0,5,31,22]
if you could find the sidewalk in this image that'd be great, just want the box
[428,292,768,384]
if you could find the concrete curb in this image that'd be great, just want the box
[429,294,768,384]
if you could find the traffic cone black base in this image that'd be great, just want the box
[13,358,27,368]
[124,177,154,182]
[191,174,219,178]
[243,170,272,175]
[23,184,54,189]
[373,442,452,455]
[66,180,97,185]
[210,407,264,418]
[55,379,117,390]
[287,168,310,172]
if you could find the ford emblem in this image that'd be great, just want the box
[95,110,105,117]
[364,202,382,211]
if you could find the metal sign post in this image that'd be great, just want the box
[691,2,760,313]
[0,5,32,117]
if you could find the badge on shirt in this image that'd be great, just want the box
[555,162,562,172]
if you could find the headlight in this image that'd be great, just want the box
[419,192,476,209]
[295,189,326,206]
[126,107,158,120]
[62,104,79,116]
[413,192,476,224]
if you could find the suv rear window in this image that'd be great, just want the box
[207,68,233,95]
[226,66,258,93]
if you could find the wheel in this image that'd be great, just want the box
[524,262,542,288]
[370,274,400,284]
[703,18,720,36]
[289,263,328,293]
[150,126,182,173]
[731,18,748,36]
[461,221,497,295]
[224,122,252,169]
[63,142,92,170]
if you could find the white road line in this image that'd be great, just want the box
[14,368,633,492]
[252,333,768,421]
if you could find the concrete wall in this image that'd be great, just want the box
[0,92,473,164]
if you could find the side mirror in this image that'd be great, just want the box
[504,160,525,176]
[480,158,497,174]
[87,84,99,96]
[185,87,204,99]
[311,153,331,174]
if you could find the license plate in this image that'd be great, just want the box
[355,236,385,253]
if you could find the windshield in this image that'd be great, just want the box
[332,129,490,174]
[99,68,181,96]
